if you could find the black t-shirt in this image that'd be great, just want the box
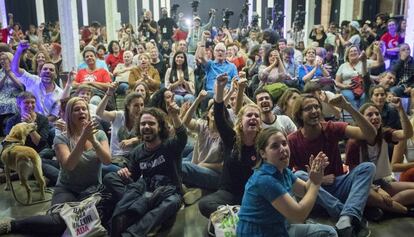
[158,17,178,40]
[138,20,159,41]
[214,102,257,198]
[127,126,187,189]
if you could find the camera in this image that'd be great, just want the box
[222,8,234,28]
[191,0,200,12]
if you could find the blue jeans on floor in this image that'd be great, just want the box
[237,221,337,237]
[116,82,129,95]
[182,161,221,190]
[294,162,375,221]
[341,89,366,109]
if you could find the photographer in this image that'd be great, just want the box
[138,10,159,42]
[158,7,178,42]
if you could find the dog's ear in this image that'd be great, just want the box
[5,124,26,144]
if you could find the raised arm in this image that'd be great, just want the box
[391,98,413,141]
[96,83,118,122]
[235,77,248,114]
[183,90,207,131]
[329,95,377,144]
[391,140,414,172]
[11,41,29,77]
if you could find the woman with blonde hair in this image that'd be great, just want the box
[198,73,262,218]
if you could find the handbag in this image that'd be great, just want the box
[59,193,107,237]
[208,205,240,237]
[351,75,364,99]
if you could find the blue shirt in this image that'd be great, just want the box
[237,163,297,237]
[204,60,238,92]
[298,64,324,89]
[78,59,109,71]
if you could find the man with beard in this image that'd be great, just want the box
[288,94,377,237]
[103,102,187,236]
[254,88,296,136]
[11,41,63,122]
[158,7,178,42]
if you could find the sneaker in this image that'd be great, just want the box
[364,207,384,222]
[183,188,202,205]
[0,217,13,234]
[335,226,355,237]
[355,218,371,237]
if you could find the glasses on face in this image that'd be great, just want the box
[302,104,321,112]
[215,49,226,53]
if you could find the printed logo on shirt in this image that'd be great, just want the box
[139,155,166,169]
[84,73,97,82]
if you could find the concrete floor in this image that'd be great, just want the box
[1,180,414,237]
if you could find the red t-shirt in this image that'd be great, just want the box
[380,32,400,57]
[1,28,9,43]
[75,68,112,83]
[105,51,124,73]
[229,56,246,72]
[288,121,348,176]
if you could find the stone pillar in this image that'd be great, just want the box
[35,0,45,25]
[0,0,7,29]
[321,0,332,27]
[81,0,89,26]
[105,0,120,42]
[256,0,262,28]
[57,0,80,72]
[143,0,150,12]
[153,0,160,21]
[304,0,316,47]
[339,0,354,23]
[284,0,292,38]
[128,0,138,32]
[406,0,414,55]
[165,0,170,14]
[248,0,253,25]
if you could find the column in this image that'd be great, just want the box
[0,0,7,29]
[166,0,170,14]
[406,0,414,54]
[304,0,316,47]
[339,0,353,23]
[81,0,89,26]
[321,0,332,27]
[57,0,80,72]
[256,0,262,28]
[143,0,150,12]
[105,0,119,42]
[284,0,292,38]
[248,0,253,25]
[153,0,160,21]
[35,0,45,25]
[129,0,138,32]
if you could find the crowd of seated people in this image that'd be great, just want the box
[1,7,414,237]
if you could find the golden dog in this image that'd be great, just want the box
[1,122,45,204]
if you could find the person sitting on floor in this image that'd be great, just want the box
[288,94,377,237]
[237,127,337,237]
[103,104,187,236]
[346,101,414,220]
[0,97,111,236]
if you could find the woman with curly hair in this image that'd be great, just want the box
[198,73,262,218]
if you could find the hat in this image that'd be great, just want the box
[193,16,201,21]
[349,21,360,31]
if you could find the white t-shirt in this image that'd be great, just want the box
[261,114,297,136]
[110,111,136,156]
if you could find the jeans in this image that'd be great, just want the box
[174,93,195,106]
[103,173,181,236]
[198,189,241,218]
[42,159,59,187]
[295,162,375,221]
[116,82,129,95]
[340,89,366,109]
[102,164,122,178]
[237,221,337,237]
[182,161,221,190]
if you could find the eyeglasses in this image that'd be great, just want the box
[302,104,321,112]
